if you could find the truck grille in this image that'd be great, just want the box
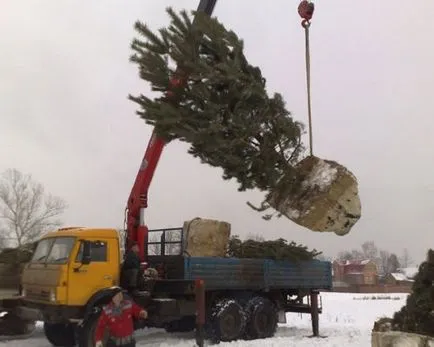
[26,289,50,302]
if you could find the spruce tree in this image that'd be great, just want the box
[392,249,434,337]
[227,235,321,261]
[128,8,305,194]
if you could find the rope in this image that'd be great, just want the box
[298,0,315,156]
[303,21,313,156]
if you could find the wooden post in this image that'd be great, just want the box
[310,290,319,337]
[195,279,206,347]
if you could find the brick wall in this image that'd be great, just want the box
[332,261,344,281]
[363,262,378,285]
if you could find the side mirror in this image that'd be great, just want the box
[81,241,92,265]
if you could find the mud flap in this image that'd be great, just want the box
[278,310,287,324]
[0,311,36,341]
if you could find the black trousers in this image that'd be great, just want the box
[106,340,136,347]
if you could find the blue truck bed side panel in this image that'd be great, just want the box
[184,257,265,290]
[183,257,332,291]
[265,259,332,290]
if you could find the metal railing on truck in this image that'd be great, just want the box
[147,227,184,256]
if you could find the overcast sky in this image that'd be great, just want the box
[1,0,433,264]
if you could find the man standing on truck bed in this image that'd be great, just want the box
[95,287,147,347]
[121,242,141,293]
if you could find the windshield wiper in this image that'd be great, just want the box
[45,256,68,263]
[53,257,68,262]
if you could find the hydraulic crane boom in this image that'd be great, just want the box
[125,0,218,262]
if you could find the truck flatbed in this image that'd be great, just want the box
[185,257,332,290]
[148,255,332,291]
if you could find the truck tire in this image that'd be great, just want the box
[208,298,246,343]
[164,316,196,333]
[77,310,109,347]
[244,296,278,340]
[43,322,76,346]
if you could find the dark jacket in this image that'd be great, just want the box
[123,250,140,270]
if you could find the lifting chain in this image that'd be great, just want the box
[298,0,315,156]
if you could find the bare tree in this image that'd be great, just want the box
[336,251,352,261]
[337,249,364,262]
[361,241,378,259]
[315,254,332,261]
[399,248,414,268]
[377,251,401,275]
[378,250,390,275]
[0,169,67,246]
[246,233,265,242]
[387,253,400,273]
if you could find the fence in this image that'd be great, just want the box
[333,283,413,294]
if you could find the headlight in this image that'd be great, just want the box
[49,289,56,302]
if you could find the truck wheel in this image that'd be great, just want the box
[77,310,109,347]
[209,298,246,342]
[43,322,76,346]
[244,297,278,339]
[165,316,196,333]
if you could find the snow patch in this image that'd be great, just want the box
[287,208,300,219]
[1,292,409,347]
[302,159,338,191]
[390,273,411,282]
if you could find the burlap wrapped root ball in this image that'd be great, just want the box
[182,217,231,257]
[264,156,361,236]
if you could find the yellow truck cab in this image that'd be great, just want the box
[22,227,121,307]
[19,227,124,346]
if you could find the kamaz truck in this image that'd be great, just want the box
[13,226,331,346]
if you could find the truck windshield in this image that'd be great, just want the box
[31,237,76,264]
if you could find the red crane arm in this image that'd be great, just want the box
[125,0,218,262]
[126,131,164,261]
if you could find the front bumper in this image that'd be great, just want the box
[13,306,42,321]
[15,301,83,323]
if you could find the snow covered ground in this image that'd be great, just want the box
[0,292,408,347]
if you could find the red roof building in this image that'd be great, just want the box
[333,259,378,285]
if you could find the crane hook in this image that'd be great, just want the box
[298,0,315,28]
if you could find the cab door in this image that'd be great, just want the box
[67,238,119,306]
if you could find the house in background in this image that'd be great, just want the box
[397,267,419,280]
[383,272,413,286]
[383,266,418,286]
[333,259,378,286]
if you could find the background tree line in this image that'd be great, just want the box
[0,168,67,249]
[334,241,414,274]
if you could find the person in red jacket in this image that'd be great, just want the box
[95,287,147,347]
